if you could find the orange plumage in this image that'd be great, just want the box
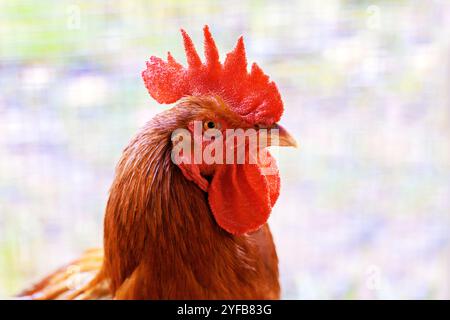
[19,26,296,300]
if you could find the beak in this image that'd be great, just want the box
[262,123,298,148]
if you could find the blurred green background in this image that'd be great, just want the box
[0,0,449,299]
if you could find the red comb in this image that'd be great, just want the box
[142,26,284,125]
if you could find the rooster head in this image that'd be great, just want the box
[141,26,297,235]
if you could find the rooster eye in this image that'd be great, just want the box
[204,121,219,130]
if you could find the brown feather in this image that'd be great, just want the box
[20,96,280,299]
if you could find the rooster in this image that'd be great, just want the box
[19,26,297,300]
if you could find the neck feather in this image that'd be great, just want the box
[101,116,272,299]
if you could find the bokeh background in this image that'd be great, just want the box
[0,0,449,299]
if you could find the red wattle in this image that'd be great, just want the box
[208,151,280,235]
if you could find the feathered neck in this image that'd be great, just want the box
[101,110,277,299]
